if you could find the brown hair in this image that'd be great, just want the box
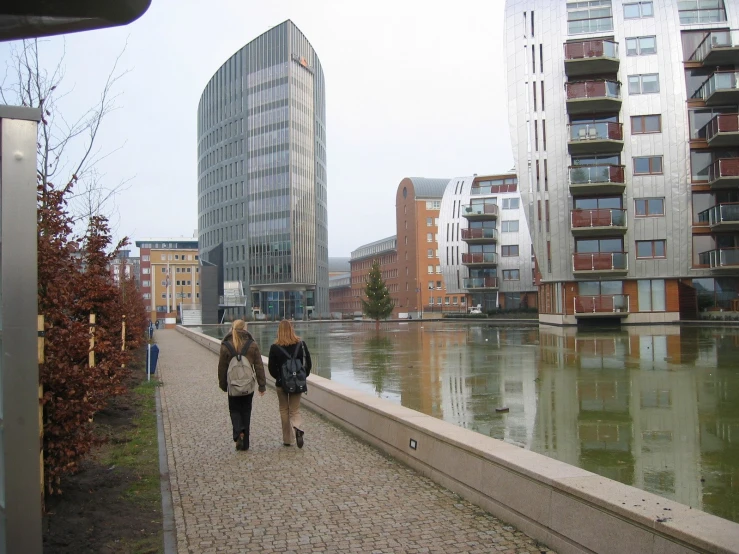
[231,319,247,352]
[274,319,300,346]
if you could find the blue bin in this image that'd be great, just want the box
[146,344,160,374]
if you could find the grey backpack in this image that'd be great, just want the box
[224,340,256,396]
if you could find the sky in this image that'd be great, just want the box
[1,0,514,257]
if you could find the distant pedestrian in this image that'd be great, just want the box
[268,319,312,448]
[155,320,160,330]
[218,319,266,451]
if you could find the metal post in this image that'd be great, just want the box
[0,106,42,554]
[147,343,151,382]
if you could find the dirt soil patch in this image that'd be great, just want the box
[42,365,164,554]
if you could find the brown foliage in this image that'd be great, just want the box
[38,182,147,494]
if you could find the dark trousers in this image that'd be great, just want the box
[228,393,254,444]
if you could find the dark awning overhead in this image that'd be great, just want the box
[0,0,151,41]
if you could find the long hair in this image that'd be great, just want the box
[275,319,300,346]
[231,319,247,352]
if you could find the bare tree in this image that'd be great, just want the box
[0,38,131,220]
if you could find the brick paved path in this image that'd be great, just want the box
[157,330,554,554]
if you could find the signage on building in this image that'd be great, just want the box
[291,54,314,75]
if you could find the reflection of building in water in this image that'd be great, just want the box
[535,325,739,519]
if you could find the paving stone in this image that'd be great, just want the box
[157,330,555,553]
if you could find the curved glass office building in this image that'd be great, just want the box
[197,20,328,319]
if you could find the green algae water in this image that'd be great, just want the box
[194,321,739,524]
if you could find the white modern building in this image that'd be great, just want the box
[438,173,537,312]
[505,0,739,325]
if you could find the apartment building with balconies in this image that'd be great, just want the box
[505,0,739,324]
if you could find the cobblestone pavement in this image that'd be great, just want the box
[157,330,555,554]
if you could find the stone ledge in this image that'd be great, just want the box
[176,325,739,554]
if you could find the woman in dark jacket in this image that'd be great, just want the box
[268,319,312,448]
[218,319,266,451]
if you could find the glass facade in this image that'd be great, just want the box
[197,20,328,317]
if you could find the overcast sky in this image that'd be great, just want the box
[1,0,513,257]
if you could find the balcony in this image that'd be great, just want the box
[694,71,739,106]
[460,228,498,244]
[462,277,499,290]
[564,40,619,77]
[707,158,739,189]
[571,208,627,236]
[461,252,498,267]
[689,30,739,66]
[705,114,739,147]
[698,203,739,230]
[699,248,739,270]
[566,81,621,115]
[572,252,628,275]
[574,295,630,318]
[567,122,624,154]
[569,164,625,195]
[461,203,499,220]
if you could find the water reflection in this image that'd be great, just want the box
[194,321,739,523]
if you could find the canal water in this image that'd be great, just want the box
[194,321,739,524]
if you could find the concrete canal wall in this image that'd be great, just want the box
[176,325,739,554]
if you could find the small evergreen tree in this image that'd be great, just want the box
[361,260,394,330]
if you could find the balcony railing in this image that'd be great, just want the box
[219,295,247,306]
[566,80,621,101]
[705,113,739,145]
[564,39,618,61]
[568,122,623,142]
[461,203,499,218]
[708,158,739,186]
[699,247,739,269]
[571,208,626,230]
[689,30,739,64]
[572,252,628,272]
[698,203,739,227]
[460,228,498,242]
[569,164,625,185]
[461,252,498,265]
[462,277,499,289]
[574,294,629,316]
[693,71,739,105]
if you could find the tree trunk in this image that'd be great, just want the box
[375,319,380,332]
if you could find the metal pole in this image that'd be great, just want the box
[147,343,151,382]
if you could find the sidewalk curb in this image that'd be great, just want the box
[155,384,177,554]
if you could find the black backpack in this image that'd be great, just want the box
[277,342,307,394]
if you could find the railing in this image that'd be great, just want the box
[571,208,626,228]
[568,122,623,142]
[219,295,247,305]
[699,247,739,268]
[461,228,498,241]
[689,30,739,62]
[461,252,498,265]
[574,294,629,315]
[566,80,621,100]
[564,39,618,60]
[569,164,625,185]
[462,277,499,289]
[461,203,499,217]
[698,203,739,226]
[679,8,728,25]
[705,113,739,141]
[708,158,739,183]
[572,252,628,272]
[693,71,739,101]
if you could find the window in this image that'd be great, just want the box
[436,281,442,290]
[445,297,450,305]
[453,297,458,305]
[502,245,520,257]
[160,254,166,260]
[143,293,151,300]
[567,0,613,35]
[428,281,434,290]
[427,217,433,226]
[175,254,180,260]
[626,36,656,56]
[631,115,661,134]
[635,198,665,217]
[636,240,666,258]
[436,266,442,274]
[429,297,435,306]
[502,269,520,280]
[502,221,519,232]
[428,265,434,274]
[427,249,434,258]
[624,1,653,19]
[143,267,150,275]
[628,74,659,94]
[426,201,441,210]
[502,198,520,209]
[436,297,442,305]
[678,0,726,24]
[142,255,150,262]
[634,156,663,175]
[638,279,666,311]
[142,280,151,287]
[427,233,433,242]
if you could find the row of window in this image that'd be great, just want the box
[142,293,201,300]
[428,297,468,305]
